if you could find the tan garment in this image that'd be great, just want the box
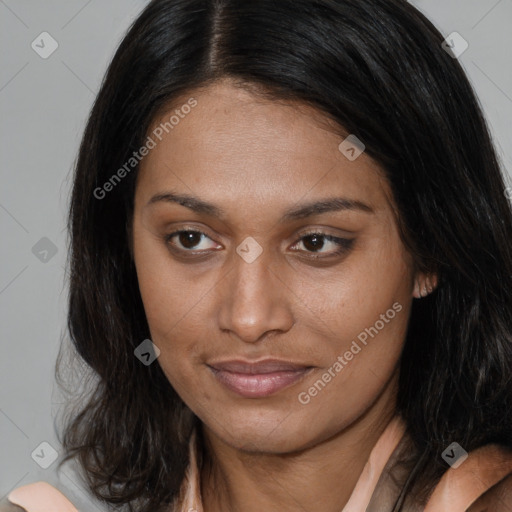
[2,417,512,511]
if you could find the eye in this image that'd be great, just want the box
[290,231,354,259]
[165,229,220,254]
[164,228,354,260]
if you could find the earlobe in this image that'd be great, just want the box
[413,273,438,299]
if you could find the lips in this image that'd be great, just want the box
[208,359,313,398]
[210,360,309,374]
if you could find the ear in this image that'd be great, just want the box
[412,271,438,299]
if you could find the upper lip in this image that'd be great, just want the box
[208,359,312,374]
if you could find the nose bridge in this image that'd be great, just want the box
[217,244,294,343]
[232,248,274,301]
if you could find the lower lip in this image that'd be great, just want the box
[208,367,313,398]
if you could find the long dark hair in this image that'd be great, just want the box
[56,0,512,510]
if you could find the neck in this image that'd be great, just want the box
[200,374,399,512]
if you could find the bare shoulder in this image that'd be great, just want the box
[468,472,512,511]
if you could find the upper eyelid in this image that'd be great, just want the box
[167,227,348,239]
[168,218,355,234]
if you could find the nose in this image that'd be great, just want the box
[216,248,295,344]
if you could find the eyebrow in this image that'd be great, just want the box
[146,191,374,220]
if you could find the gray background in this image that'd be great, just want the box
[1,0,511,509]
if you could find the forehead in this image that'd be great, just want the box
[136,81,392,217]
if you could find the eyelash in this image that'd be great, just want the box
[164,228,354,260]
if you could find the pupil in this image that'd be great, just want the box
[180,232,201,249]
[304,234,324,252]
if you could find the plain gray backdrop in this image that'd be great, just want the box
[1,0,511,509]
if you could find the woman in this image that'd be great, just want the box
[3,0,512,510]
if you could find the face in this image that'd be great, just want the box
[132,79,420,454]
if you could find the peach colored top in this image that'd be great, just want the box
[6,482,79,512]
[4,416,512,511]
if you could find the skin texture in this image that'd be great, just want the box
[132,78,437,512]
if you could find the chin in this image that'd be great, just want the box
[221,428,313,454]
[201,406,330,454]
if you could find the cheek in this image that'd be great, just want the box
[289,235,412,347]
[288,236,411,409]
[133,227,206,335]
[292,300,407,442]
[132,228,215,391]
[291,352,401,447]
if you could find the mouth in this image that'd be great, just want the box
[207,359,314,398]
